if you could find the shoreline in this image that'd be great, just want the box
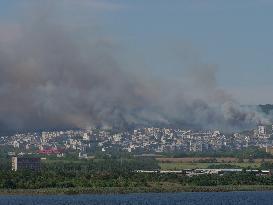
[2,185,273,195]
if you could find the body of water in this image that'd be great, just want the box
[0,192,272,205]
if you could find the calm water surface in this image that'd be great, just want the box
[0,192,272,205]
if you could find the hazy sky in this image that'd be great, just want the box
[1,0,273,104]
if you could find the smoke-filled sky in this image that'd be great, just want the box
[0,0,272,132]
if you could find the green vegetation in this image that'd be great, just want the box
[160,162,211,170]
[3,185,273,195]
[0,158,273,189]
[2,185,273,195]
[1,168,273,193]
[0,153,273,194]
[0,157,160,189]
[207,164,244,169]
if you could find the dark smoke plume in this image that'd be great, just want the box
[0,0,269,133]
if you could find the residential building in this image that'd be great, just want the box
[12,156,41,171]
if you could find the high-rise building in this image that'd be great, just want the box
[12,156,41,171]
[42,132,47,143]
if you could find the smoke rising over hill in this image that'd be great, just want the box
[0,0,270,133]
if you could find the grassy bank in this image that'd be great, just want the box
[1,184,273,195]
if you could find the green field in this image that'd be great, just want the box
[159,162,261,170]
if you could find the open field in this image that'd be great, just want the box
[157,157,273,163]
[159,162,261,170]
[43,157,266,170]
[157,157,273,170]
[41,157,98,164]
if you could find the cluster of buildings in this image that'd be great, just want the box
[1,125,273,158]
[4,125,273,172]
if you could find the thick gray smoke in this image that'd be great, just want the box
[0,1,269,133]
